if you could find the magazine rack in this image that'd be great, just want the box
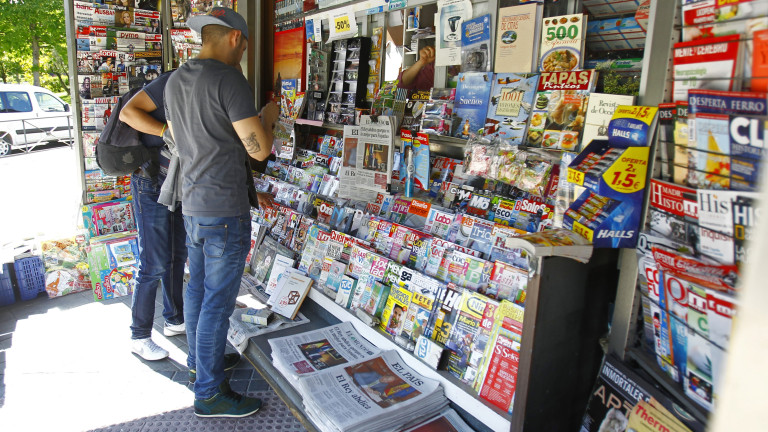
[241,246,616,432]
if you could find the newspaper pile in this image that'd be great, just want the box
[269,323,450,432]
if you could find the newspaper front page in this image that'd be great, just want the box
[338,116,396,202]
[269,321,381,379]
[297,350,448,432]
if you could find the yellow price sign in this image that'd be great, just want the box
[567,167,585,186]
[614,105,658,125]
[572,221,593,242]
[334,16,351,32]
[602,146,649,194]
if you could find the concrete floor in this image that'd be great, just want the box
[0,288,306,432]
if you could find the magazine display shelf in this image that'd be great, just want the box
[606,0,768,428]
[302,249,614,432]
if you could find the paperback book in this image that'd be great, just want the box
[538,14,587,73]
[494,3,543,74]
[453,72,494,139]
[483,73,540,146]
[528,70,597,150]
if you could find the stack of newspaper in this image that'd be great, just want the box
[269,323,450,432]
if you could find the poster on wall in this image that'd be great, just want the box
[273,26,306,94]
[435,0,472,66]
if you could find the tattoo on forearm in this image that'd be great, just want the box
[242,132,261,154]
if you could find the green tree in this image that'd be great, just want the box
[0,0,69,91]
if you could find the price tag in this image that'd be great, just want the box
[572,221,593,242]
[614,105,658,124]
[602,147,649,194]
[567,167,585,186]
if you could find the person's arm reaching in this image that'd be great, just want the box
[119,90,166,136]
[400,46,435,88]
[232,101,279,161]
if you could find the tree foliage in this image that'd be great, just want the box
[0,0,69,92]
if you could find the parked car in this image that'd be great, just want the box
[0,84,74,156]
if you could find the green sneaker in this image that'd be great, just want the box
[194,381,262,418]
[189,353,242,384]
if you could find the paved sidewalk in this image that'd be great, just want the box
[0,289,306,432]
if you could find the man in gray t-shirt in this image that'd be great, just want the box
[165,7,278,419]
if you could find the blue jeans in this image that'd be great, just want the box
[130,175,187,340]
[184,212,251,400]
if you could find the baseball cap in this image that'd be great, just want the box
[188,7,248,40]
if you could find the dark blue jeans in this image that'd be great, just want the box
[183,212,251,400]
[130,175,187,340]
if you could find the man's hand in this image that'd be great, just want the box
[256,192,274,210]
[418,46,435,65]
[260,101,279,128]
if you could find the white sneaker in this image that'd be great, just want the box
[163,322,186,337]
[131,338,169,361]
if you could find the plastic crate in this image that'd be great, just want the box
[0,263,15,306]
[14,255,45,301]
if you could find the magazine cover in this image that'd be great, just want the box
[672,34,741,102]
[460,14,491,72]
[453,72,493,138]
[445,290,488,383]
[495,3,543,74]
[581,93,636,149]
[538,14,586,73]
[483,73,540,146]
[732,195,757,267]
[528,70,596,150]
[429,284,463,345]
[379,284,412,337]
[82,198,136,238]
[580,355,705,432]
[477,321,522,413]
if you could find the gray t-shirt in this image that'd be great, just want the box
[165,58,258,217]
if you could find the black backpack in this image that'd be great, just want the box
[96,87,159,176]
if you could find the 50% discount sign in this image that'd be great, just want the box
[329,8,357,40]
